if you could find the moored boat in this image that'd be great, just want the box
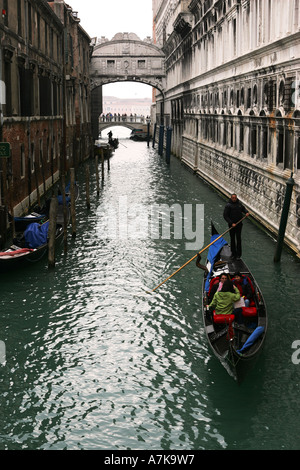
[14,211,47,232]
[0,203,70,272]
[201,222,267,383]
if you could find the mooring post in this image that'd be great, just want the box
[70,168,76,238]
[152,123,157,148]
[165,127,172,164]
[95,155,100,196]
[48,195,58,268]
[274,172,295,262]
[147,121,150,147]
[101,148,105,180]
[158,125,164,156]
[85,164,90,210]
[60,175,68,253]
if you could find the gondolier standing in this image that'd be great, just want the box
[223,194,249,259]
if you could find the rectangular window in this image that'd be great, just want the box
[28,2,32,44]
[262,128,268,158]
[47,137,50,162]
[251,127,257,156]
[277,131,284,165]
[4,60,12,116]
[20,144,25,178]
[19,67,33,116]
[17,0,22,36]
[240,122,244,151]
[37,13,41,49]
[45,22,48,52]
[284,130,293,170]
[31,143,35,172]
[53,136,56,160]
[138,60,146,68]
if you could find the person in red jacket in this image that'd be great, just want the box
[232,271,253,307]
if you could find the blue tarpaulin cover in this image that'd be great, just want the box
[57,195,71,205]
[24,222,49,248]
[204,234,228,292]
[236,326,265,354]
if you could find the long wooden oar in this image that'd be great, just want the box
[148,215,248,293]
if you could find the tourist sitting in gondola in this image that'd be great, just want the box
[209,279,240,317]
[232,271,254,307]
[207,272,230,303]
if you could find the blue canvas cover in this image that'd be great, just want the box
[24,222,49,248]
[236,326,265,354]
[57,195,71,205]
[204,234,228,292]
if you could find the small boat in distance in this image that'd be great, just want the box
[201,223,267,383]
[130,128,148,141]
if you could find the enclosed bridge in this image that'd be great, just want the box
[90,33,166,139]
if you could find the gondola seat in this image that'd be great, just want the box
[213,313,235,324]
[242,306,257,317]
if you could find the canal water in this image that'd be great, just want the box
[1,127,300,450]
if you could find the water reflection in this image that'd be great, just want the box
[0,140,300,450]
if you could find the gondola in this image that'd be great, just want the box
[201,222,267,383]
[13,181,78,231]
[14,211,47,232]
[0,202,70,273]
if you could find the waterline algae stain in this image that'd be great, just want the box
[0,139,300,450]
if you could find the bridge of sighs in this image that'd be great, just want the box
[90,33,165,139]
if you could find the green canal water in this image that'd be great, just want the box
[1,131,300,450]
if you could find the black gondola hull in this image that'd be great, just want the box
[201,223,267,383]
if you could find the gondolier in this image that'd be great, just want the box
[223,193,249,259]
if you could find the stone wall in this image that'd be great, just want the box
[153,0,300,257]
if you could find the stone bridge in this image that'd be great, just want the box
[90,33,165,139]
[98,115,150,134]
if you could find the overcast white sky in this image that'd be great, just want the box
[67,0,153,99]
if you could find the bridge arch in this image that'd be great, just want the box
[98,121,148,133]
[90,33,166,139]
[90,33,165,93]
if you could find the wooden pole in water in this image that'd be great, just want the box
[60,175,68,253]
[9,175,15,240]
[85,164,90,209]
[158,125,164,156]
[95,155,100,196]
[70,168,76,238]
[101,148,105,180]
[107,154,110,171]
[152,123,157,148]
[48,195,58,268]
[165,127,172,164]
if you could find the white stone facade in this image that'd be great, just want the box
[153,0,300,257]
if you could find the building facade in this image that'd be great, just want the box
[48,0,93,169]
[153,0,300,257]
[0,0,92,245]
[0,0,64,227]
